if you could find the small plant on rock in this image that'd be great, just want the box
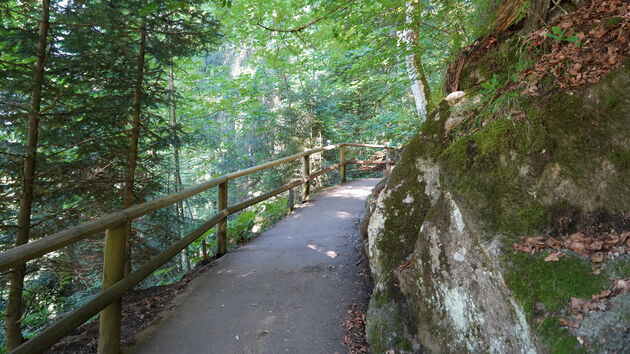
[546,26,583,47]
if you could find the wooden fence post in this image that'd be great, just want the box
[217,181,228,257]
[201,240,208,261]
[385,148,393,177]
[98,223,127,354]
[340,146,346,183]
[302,154,310,202]
[288,188,295,211]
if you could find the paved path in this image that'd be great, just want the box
[131,179,378,354]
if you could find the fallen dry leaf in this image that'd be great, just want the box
[343,304,369,354]
[523,0,630,94]
[558,318,580,328]
[570,232,586,242]
[544,252,566,262]
[613,278,630,293]
[592,289,612,300]
[586,240,603,251]
[590,253,605,263]
[592,266,601,275]
[397,259,412,271]
[566,241,588,256]
[512,211,628,264]
[545,237,563,249]
[571,297,586,310]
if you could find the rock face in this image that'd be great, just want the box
[363,62,630,353]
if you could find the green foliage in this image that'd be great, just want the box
[153,266,179,285]
[451,36,536,133]
[546,26,583,47]
[515,0,533,25]
[229,211,256,243]
[480,74,505,96]
[1,0,221,347]
[478,90,527,125]
[254,198,290,231]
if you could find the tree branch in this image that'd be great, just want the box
[255,0,356,33]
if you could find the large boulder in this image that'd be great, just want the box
[364,63,630,353]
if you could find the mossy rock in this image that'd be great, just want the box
[366,105,450,278]
[366,284,419,353]
[438,117,554,238]
[363,102,452,352]
[503,250,630,353]
[438,63,630,239]
[504,250,609,316]
[365,55,629,353]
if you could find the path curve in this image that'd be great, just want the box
[130,179,378,354]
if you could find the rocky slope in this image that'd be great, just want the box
[361,2,630,352]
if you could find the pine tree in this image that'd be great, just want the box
[4,0,50,348]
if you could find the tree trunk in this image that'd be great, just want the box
[5,0,50,349]
[169,66,182,202]
[123,19,147,276]
[404,0,431,117]
[169,64,191,272]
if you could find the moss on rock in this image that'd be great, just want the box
[438,63,630,240]
[503,250,609,316]
[538,317,587,354]
[366,285,419,353]
[364,62,630,353]
[363,95,453,353]
[366,104,451,277]
[438,117,554,238]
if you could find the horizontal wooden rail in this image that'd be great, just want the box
[0,145,339,272]
[342,143,400,149]
[227,164,339,215]
[12,210,229,354]
[3,143,397,354]
[346,159,394,165]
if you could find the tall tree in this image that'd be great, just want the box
[5,0,50,349]
[404,0,431,117]
[118,0,220,274]
[169,63,192,271]
[123,11,147,276]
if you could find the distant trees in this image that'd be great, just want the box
[1,0,219,348]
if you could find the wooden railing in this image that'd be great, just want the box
[0,143,398,354]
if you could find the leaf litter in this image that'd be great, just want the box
[512,230,629,274]
[522,0,630,95]
[342,304,369,354]
[512,212,629,331]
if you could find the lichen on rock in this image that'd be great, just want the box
[396,192,537,353]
